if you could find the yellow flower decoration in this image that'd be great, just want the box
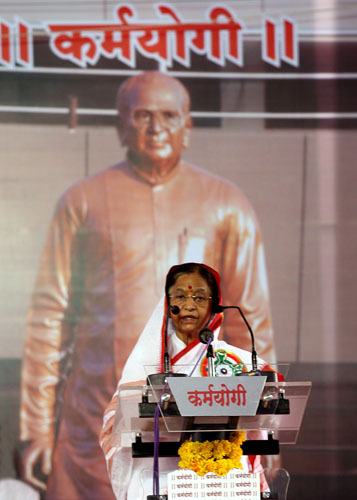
[178,431,246,476]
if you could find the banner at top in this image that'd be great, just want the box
[0,4,299,70]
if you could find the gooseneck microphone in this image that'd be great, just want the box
[163,305,180,373]
[214,304,258,372]
[147,304,185,386]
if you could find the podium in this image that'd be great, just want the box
[111,366,311,499]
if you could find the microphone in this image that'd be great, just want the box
[170,305,180,315]
[146,303,187,385]
[199,328,215,376]
[214,304,258,372]
[199,328,214,344]
[163,305,180,372]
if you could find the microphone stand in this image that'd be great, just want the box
[215,305,257,371]
[145,304,183,500]
[206,341,215,377]
[216,304,278,382]
[146,305,185,386]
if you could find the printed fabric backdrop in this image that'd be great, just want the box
[0,1,356,499]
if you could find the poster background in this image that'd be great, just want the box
[0,1,356,498]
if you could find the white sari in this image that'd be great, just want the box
[101,297,270,499]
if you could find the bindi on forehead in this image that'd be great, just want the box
[188,285,192,290]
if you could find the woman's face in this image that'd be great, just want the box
[168,272,213,345]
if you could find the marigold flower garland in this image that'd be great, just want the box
[178,431,246,476]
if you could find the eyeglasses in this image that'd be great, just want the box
[169,294,212,307]
[131,109,183,128]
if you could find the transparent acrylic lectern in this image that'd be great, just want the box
[111,364,311,499]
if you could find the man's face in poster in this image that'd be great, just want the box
[118,73,192,179]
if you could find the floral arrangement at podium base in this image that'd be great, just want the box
[178,431,246,476]
[167,431,260,499]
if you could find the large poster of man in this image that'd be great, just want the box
[0,1,356,499]
[19,70,274,499]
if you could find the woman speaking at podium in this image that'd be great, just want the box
[100,262,272,499]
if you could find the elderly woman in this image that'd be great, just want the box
[100,263,273,499]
